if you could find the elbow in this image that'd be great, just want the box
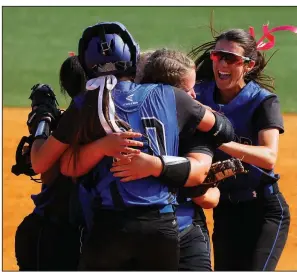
[60,161,76,177]
[60,164,70,177]
[32,161,47,175]
[263,162,275,171]
[60,152,76,177]
[31,159,49,174]
[60,167,77,178]
[60,159,82,178]
[263,152,277,170]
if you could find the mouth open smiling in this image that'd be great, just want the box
[218,71,231,80]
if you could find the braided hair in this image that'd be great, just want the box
[141,48,196,89]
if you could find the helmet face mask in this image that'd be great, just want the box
[78,22,140,79]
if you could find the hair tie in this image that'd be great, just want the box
[249,24,297,51]
[68,51,76,56]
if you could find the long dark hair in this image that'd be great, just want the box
[59,56,130,175]
[59,56,87,98]
[188,28,276,92]
[59,56,107,174]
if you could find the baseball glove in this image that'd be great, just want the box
[204,158,246,187]
[11,83,63,182]
[11,135,41,182]
[179,158,246,198]
[27,84,62,136]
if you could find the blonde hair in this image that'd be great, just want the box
[141,48,195,88]
[135,50,155,83]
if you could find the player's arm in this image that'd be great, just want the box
[12,84,72,180]
[27,85,75,174]
[38,139,60,185]
[110,150,212,187]
[60,131,143,177]
[219,129,279,170]
[174,88,235,147]
[178,132,220,209]
[30,104,77,174]
[218,96,283,170]
[111,132,214,187]
[12,134,61,184]
[31,136,69,174]
[191,187,220,209]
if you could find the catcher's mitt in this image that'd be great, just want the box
[11,83,63,182]
[27,84,62,135]
[204,158,246,187]
[11,135,41,182]
[179,158,246,198]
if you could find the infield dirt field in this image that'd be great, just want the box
[3,108,297,270]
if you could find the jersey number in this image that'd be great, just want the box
[142,117,167,156]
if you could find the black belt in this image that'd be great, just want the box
[220,182,279,204]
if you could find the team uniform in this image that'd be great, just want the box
[174,132,214,271]
[15,171,82,271]
[52,81,207,270]
[13,83,84,271]
[176,203,212,271]
[195,80,290,271]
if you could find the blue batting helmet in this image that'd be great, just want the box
[78,22,140,79]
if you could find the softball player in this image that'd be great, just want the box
[189,28,291,271]
[15,56,95,270]
[16,55,142,271]
[53,22,235,270]
[15,83,82,271]
[112,48,217,271]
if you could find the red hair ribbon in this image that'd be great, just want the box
[68,51,76,56]
[249,24,297,51]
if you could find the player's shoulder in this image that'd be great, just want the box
[247,81,275,96]
[141,83,177,99]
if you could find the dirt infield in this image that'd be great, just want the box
[3,108,297,270]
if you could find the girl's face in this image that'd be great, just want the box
[212,39,255,93]
[181,68,196,99]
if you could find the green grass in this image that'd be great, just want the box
[3,6,297,112]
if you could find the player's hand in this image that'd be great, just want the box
[100,131,144,158]
[110,152,162,182]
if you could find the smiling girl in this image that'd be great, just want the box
[189,28,290,271]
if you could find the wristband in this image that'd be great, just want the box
[158,155,191,188]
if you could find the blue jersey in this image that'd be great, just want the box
[176,200,195,231]
[195,80,277,190]
[90,81,179,209]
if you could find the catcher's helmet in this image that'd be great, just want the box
[78,21,140,79]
